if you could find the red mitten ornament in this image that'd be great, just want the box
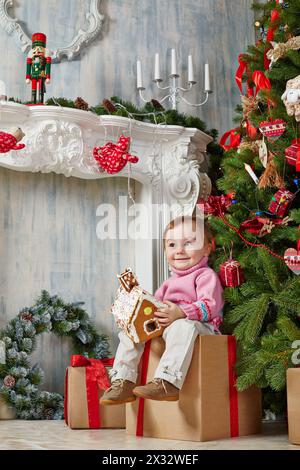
[219,259,245,288]
[268,189,294,218]
[285,139,300,172]
[93,135,139,175]
[0,128,25,153]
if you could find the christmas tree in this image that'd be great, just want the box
[206,0,300,414]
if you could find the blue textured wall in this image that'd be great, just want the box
[0,0,255,134]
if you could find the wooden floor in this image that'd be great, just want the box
[0,420,299,450]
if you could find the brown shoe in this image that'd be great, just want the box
[100,379,136,405]
[133,378,179,401]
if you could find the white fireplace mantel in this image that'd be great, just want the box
[0,101,213,291]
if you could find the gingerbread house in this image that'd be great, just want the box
[111,268,165,343]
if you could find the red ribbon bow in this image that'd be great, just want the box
[267,7,280,42]
[252,71,271,97]
[235,55,254,96]
[65,355,114,429]
[220,129,241,151]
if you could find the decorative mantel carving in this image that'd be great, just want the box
[0,101,213,289]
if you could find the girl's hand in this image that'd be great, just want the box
[154,301,186,327]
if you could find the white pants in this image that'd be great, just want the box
[110,318,215,389]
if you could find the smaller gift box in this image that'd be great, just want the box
[64,355,125,429]
[287,368,300,445]
[219,259,244,288]
[285,140,300,171]
[268,189,294,218]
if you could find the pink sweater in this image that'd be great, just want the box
[154,257,224,331]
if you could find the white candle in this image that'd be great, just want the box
[204,63,211,92]
[171,49,178,76]
[244,163,259,185]
[137,60,144,89]
[188,55,195,83]
[154,53,161,81]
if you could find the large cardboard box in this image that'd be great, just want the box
[126,335,262,441]
[287,368,300,445]
[65,365,125,429]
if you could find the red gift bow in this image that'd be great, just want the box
[235,57,271,97]
[265,1,281,69]
[136,337,239,438]
[220,129,241,151]
[267,6,280,42]
[252,71,271,97]
[64,355,114,429]
[93,135,139,175]
[235,55,254,96]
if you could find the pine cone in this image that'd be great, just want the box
[20,311,33,321]
[44,408,54,420]
[4,375,15,388]
[74,97,89,111]
[102,99,117,113]
[151,99,165,111]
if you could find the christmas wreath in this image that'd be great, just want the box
[0,290,110,420]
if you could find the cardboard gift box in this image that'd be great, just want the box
[64,355,125,429]
[126,335,262,442]
[0,399,15,420]
[287,368,300,445]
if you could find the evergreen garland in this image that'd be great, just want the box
[0,290,110,420]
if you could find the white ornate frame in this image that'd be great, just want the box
[0,102,212,293]
[0,0,104,62]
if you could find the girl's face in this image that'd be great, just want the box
[165,221,211,271]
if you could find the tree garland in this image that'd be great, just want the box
[7,95,223,165]
[0,290,110,420]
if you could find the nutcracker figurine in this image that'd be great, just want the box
[26,33,52,104]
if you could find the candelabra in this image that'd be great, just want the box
[136,50,213,111]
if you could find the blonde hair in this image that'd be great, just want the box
[163,215,213,247]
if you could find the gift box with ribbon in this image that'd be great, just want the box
[219,259,245,288]
[285,139,300,171]
[287,368,300,445]
[64,355,125,429]
[126,335,261,442]
[268,189,294,218]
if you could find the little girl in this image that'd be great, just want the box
[101,215,224,405]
